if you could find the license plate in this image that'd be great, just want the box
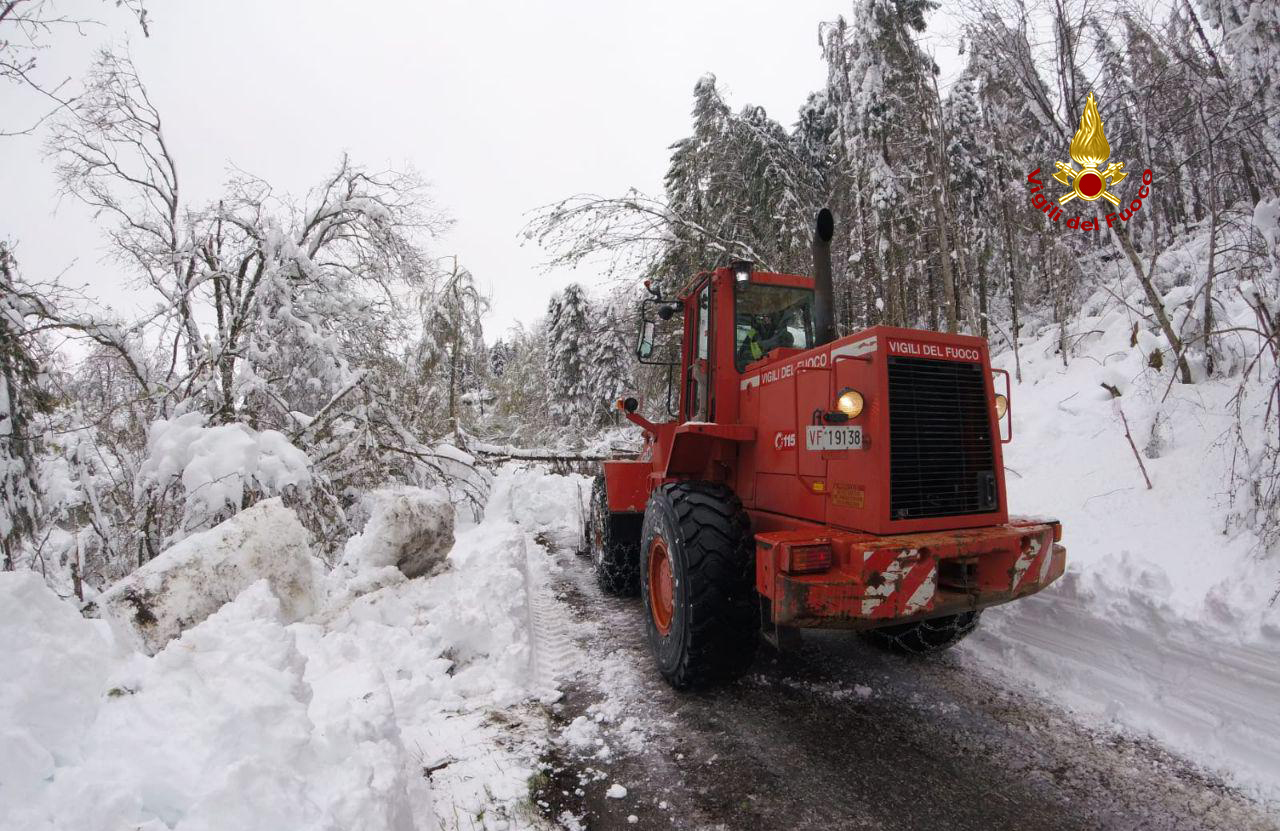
[806,425,863,451]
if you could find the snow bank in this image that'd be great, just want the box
[0,572,116,808]
[98,498,325,655]
[3,580,424,831]
[3,464,584,831]
[966,261,1280,801]
[339,485,454,579]
[966,573,1280,803]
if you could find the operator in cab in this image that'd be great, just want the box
[736,313,795,367]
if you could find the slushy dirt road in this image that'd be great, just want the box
[530,546,1278,831]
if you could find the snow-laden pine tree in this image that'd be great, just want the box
[820,0,948,329]
[660,75,821,285]
[1197,0,1280,119]
[943,75,994,336]
[545,284,593,431]
[490,323,552,444]
[587,306,633,428]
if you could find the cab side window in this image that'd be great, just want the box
[696,287,709,359]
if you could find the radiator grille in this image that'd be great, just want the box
[887,355,997,521]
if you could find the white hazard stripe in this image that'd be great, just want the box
[830,336,877,361]
[859,549,936,616]
[1038,537,1055,583]
[1010,536,1042,590]
[739,374,760,391]
[903,567,938,613]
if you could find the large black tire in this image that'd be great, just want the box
[639,482,758,689]
[860,611,982,655]
[589,475,641,596]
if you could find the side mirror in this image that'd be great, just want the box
[617,396,639,414]
[637,320,656,359]
[657,303,680,321]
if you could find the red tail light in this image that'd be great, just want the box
[784,544,833,574]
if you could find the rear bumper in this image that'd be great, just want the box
[756,519,1065,629]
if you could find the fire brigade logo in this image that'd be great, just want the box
[1026,90,1153,233]
[1053,91,1125,206]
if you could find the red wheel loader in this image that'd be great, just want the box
[588,210,1065,689]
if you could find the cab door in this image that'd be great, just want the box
[683,283,711,422]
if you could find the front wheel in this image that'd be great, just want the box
[860,611,981,655]
[639,482,757,689]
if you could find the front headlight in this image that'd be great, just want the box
[994,394,1009,418]
[836,388,864,418]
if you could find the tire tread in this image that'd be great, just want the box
[649,481,757,688]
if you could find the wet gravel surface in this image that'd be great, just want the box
[532,549,1279,831]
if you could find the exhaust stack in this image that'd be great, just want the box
[812,208,836,346]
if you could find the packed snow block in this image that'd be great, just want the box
[341,486,455,578]
[99,498,323,655]
[488,465,589,551]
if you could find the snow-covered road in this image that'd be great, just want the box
[537,544,1277,830]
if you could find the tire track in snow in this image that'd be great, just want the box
[522,531,583,695]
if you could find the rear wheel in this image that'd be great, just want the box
[640,482,757,689]
[589,475,641,596]
[860,611,981,655]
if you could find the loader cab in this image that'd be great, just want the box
[733,281,816,371]
[636,267,816,427]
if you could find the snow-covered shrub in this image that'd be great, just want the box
[339,486,455,579]
[138,412,312,535]
[97,498,325,655]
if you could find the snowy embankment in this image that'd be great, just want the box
[963,260,1280,803]
[0,467,589,831]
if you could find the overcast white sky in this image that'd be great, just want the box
[1,0,961,342]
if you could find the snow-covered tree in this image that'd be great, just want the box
[42,48,477,561]
[411,257,489,432]
[587,306,633,427]
[545,284,594,430]
[0,246,52,566]
[0,0,148,137]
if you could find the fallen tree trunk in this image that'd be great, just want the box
[469,447,638,464]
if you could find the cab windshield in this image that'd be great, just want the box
[734,283,815,371]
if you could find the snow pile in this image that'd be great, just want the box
[489,463,590,552]
[0,572,116,805]
[1,464,583,830]
[97,498,325,655]
[338,486,455,579]
[138,411,312,527]
[963,251,1280,801]
[2,579,422,831]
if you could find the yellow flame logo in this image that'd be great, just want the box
[1053,91,1126,205]
[1069,92,1110,168]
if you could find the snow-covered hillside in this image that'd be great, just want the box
[965,222,1280,801]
